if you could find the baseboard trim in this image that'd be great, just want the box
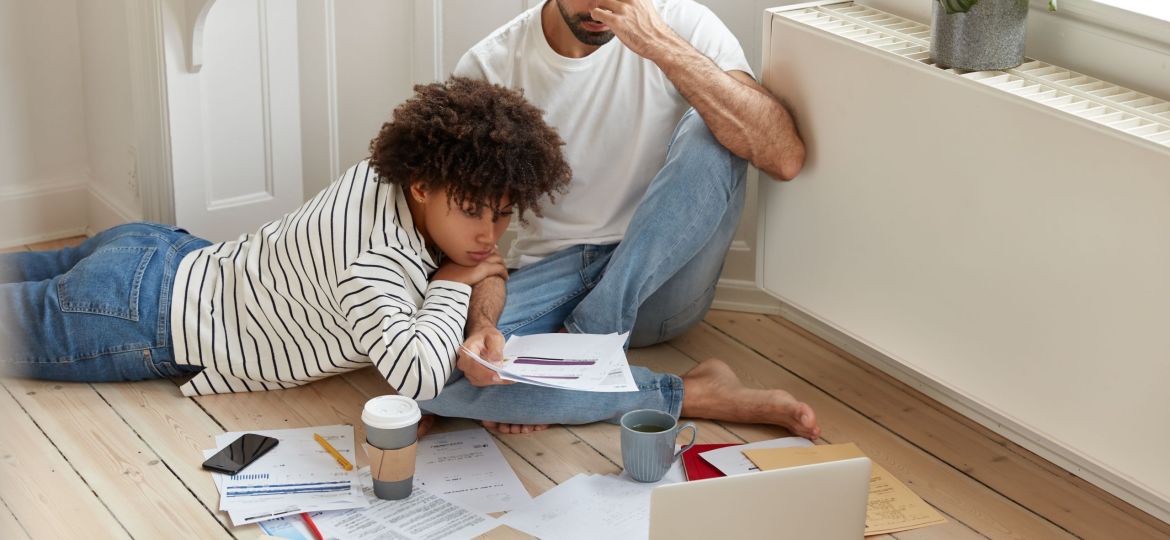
[773,297,1170,525]
[87,184,141,234]
[0,183,90,249]
[712,279,783,314]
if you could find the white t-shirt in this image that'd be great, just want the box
[454,0,752,268]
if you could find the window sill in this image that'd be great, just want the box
[1032,0,1170,50]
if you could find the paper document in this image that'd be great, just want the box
[258,514,314,539]
[698,436,814,476]
[312,468,498,540]
[205,425,367,525]
[463,332,636,391]
[500,462,683,540]
[414,428,532,513]
[743,443,947,536]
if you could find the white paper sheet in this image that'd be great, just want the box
[499,462,683,540]
[593,362,639,393]
[414,428,531,514]
[205,425,367,525]
[698,436,814,476]
[312,469,499,540]
[464,332,637,392]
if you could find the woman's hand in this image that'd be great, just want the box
[457,327,514,387]
[432,254,508,286]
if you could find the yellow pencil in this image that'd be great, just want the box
[313,433,353,471]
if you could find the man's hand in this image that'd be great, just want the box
[433,254,508,287]
[591,0,677,60]
[457,327,514,387]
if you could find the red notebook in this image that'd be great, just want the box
[681,443,738,481]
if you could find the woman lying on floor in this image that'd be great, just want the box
[0,77,570,401]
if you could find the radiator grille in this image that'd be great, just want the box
[778,2,1170,147]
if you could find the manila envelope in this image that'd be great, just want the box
[743,443,947,536]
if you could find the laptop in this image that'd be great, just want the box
[648,456,871,540]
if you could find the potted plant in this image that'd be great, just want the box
[931,0,1058,71]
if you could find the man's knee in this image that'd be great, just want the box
[667,109,748,193]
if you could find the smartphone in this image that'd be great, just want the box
[202,433,279,475]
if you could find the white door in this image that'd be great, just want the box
[162,0,304,241]
[156,0,531,241]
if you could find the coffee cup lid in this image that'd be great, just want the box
[362,395,421,430]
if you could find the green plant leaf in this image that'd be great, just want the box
[938,0,979,14]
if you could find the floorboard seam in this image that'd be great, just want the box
[488,435,557,487]
[560,427,620,469]
[700,319,1081,539]
[0,381,135,539]
[0,495,32,539]
[767,316,1168,536]
[91,384,235,539]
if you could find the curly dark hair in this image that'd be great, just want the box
[369,77,570,222]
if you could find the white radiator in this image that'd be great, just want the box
[758,1,1170,521]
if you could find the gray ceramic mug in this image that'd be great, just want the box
[620,409,697,483]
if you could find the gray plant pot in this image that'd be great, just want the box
[931,0,1029,71]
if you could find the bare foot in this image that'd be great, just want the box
[680,358,821,440]
[416,415,437,438]
[482,420,550,435]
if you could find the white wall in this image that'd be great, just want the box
[0,0,91,246]
[0,0,89,191]
[77,0,144,231]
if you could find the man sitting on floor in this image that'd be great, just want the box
[417,0,820,440]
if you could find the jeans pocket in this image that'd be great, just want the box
[58,246,156,321]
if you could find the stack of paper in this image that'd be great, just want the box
[498,462,685,540]
[204,425,367,525]
[258,428,530,540]
[259,468,498,540]
[466,332,638,392]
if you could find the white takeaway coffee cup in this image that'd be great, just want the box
[361,395,421,500]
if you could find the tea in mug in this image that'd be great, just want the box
[629,423,668,433]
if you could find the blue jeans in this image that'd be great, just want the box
[0,223,210,382]
[418,109,748,425]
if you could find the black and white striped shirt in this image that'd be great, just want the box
[170,160,471,398]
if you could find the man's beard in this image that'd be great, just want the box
[555,0,616,46]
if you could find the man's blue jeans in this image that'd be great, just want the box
[418,109,748,425]
[0,223,209,382]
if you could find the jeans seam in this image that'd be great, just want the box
[666,374,683,418]
[14,342,155,364]
[578,245,614,288]
[158,237,204,346]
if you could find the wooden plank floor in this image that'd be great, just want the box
[2,236,1167,539]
